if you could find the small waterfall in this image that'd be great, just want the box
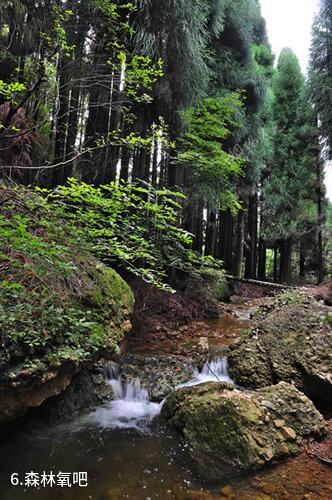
[179,356,233,389]
[85,362,161,431]
[85,357,232,430]
[104,362,150,401]
[201,356,230,380]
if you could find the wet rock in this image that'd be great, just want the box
[274,419,285,428]
[28,367,114,425]
[120,353,196,401]
[228,292,332,404]
[161,381,325,481]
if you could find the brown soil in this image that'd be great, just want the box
[126,280,209,356]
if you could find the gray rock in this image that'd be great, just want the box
[228,293,332,404]
[161,381,325,481]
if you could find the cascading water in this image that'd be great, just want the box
[84,362,161,430]
[179,356,233,388]
[85,357,233,431]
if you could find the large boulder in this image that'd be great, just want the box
[228,292,332,404]
[161,381,325,481]
[0,264,134,425]
[0,183,135,425]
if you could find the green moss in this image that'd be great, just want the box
[0,184,134,383]
[88,265,134,314]
[162,381,325,481]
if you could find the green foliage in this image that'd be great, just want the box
[40,5,74,56]
[0,80,26,102]
[134,0,212,125]
[45,178,201,290]
[309,0,332,158]
[121,55,164,102]
[0,183,134,373]
[262,49,318,241]
[178,94,244,212]
[0,285,100,355]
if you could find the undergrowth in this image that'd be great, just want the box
[0,183,132,376]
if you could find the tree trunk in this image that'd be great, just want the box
[151,140,158,186]
[205,210,217,256]
[233,210,245,277]
[119,146,130,181]
[53,57,70,185]
[316,160,324,283]
[257,238,267,281]
[279,238,292,283]
[245,192,258,279]
[273,245,279,282]
[299,239,305,278]
[193,200,204,253]
[219,210,233,272]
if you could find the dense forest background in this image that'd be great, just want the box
[0,0,331,285]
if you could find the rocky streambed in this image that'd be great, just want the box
[0,288,331,499]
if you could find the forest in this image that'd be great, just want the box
[0,1,332,499]
[0,0,330,286]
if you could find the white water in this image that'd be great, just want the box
[85,357,232,431]
[178,356,233,388]
[85,363,161,430]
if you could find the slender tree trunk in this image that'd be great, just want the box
[233,210,245,277]
[167,160,177,186]
[245,192,258,279]
[151,140,158,187]
[299,239,305,278]
[273,245,279,282]
[257,238,267,281]
[63,5,88,181]
[120,146,130,181]
[106,74,123,183]
[158,153,169,188]
[279,238,292,283]
[205,210,217,256]
[193,200,204,253]
[316,160,324,283]
[219,211,233,272]
[53,58,70,185]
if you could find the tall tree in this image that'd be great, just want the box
[309,0,332,157]
[262,49,317,283]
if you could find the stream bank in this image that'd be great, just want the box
[0,283,331,499]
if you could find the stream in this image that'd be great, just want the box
[0,315,331,500]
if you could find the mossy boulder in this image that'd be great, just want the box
[0,183,134,424]
[161,381,325,481]
[228,292,332,404]
[183,269,230,317]
[0,262,134,424]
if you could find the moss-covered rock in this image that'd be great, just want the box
[0,262,134,424]
[228,292,332,404]
[161,381,325,481]
[183,269,230,317]
[0,184,134,424]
